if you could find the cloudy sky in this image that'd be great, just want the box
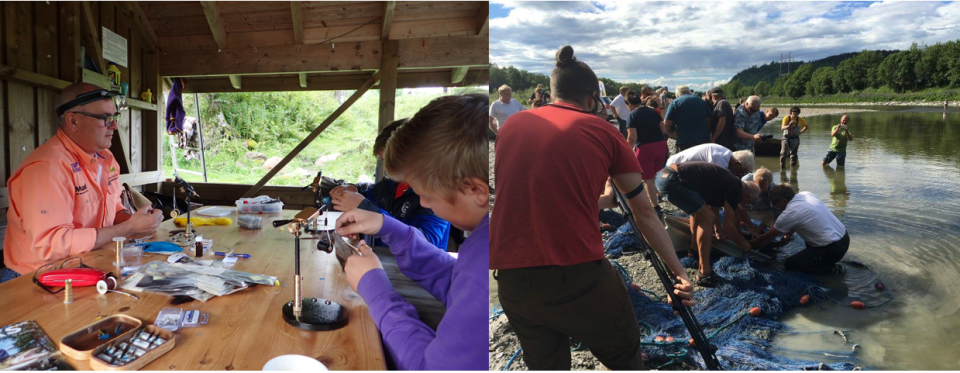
[490,1,960,91]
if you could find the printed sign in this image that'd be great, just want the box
[102,27,128,67]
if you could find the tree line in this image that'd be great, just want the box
[488,64,671,99]
[491,40,960,103]
[722,40,960,100]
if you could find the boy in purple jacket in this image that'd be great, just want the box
[335,94,489,370]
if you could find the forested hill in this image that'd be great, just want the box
[731,51,897,87]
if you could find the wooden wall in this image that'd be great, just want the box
[0,1,162,256]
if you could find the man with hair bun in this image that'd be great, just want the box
[334,94,489,370]
[491,45,694,370]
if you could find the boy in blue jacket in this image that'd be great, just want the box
[335,94,489,370]
[331,119,451,250]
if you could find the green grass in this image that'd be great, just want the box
[761,87,960,105]
[164,87,486,186]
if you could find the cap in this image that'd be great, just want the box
[708,87,725,97]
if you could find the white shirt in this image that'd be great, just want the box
[489,99,525,129]
[610,94,630,120]
[773,192,846,247]
[666,143,732,168]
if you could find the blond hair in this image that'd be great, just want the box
[753,167,773,187]
[498,84,512,94]
[742,181,761,202]
[384,94,489,201]
[731,150,755,173]
[677,85,691,95]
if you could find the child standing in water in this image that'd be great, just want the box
[822,115,854,167]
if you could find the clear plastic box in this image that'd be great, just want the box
[235,195,283,214]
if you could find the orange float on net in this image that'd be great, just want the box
[654,336,665,343]
[689,338,696,347]
[749,307,762,316]
[850,301,866,310]
[800,294,811,305]
[665,336,675,343]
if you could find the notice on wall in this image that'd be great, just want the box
[102,27,128,67]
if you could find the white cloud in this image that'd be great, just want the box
[491,1,960,87]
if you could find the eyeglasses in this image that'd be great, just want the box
[73,111,120,127]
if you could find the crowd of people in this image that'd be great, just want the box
[490,45,855,369]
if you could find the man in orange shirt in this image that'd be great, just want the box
[2,83,163,282]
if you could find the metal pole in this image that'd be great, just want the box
[193,93,208,182]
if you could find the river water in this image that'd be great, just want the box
[754,107,960,370]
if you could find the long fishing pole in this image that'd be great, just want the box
[613,186,723,370]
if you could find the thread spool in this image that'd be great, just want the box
[113,237,126,266]
[64,279,74,304]
[294,275,303,316]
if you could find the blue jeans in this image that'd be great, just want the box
[655,167,705,214]
[1,268,21,283]
[823,151,846,166]
[616,118,628,139]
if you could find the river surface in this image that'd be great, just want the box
[754,107,960,370]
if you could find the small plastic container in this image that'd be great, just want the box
[235,195,283,214]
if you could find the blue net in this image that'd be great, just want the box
[604,215,866,370]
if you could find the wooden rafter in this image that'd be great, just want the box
[381,1,396,40]
[115,1,158,53]
[179,70,489,93]
[242,71,383,198]
[80,2,104,72]
[228,75,241,89]
[451,66,469,84]
[160,36,489,77]
[200,1,227,49]
[476,5,489,35]
[291,1,303,44]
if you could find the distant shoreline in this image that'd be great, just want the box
[760,100,957,107]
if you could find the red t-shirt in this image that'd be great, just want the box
[490,103,643,269]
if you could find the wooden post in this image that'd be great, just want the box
[142,52,160,173]
[376,40,398,182]
[241,71,382,198]
[194,93,208,182]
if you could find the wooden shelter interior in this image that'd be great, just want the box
[0,1,490,256]
[0,1,488,335]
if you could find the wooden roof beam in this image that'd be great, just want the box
[200,1,227,49]
[381,1,396,40]
[291,1,303,45]
[451,66,469,84]
[159,36,489,77]
[116,1,158,53]
[229,75,241,89]
[180,70,490,93]
[476,5,489,35]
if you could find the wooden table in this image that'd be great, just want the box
[0,210,388,370]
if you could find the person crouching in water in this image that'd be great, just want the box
[656,161,761,287]
[750,184,849,275]
[491,46,694,370]
[334,94,489,370]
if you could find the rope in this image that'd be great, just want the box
[490,303,505,321]
[503,347,522,371]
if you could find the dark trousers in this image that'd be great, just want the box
[497,260,645,370]
[785,232,850,274]
[780,137,800,167]
[617,118,628,139]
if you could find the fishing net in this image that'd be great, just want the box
[492,209,891,370]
